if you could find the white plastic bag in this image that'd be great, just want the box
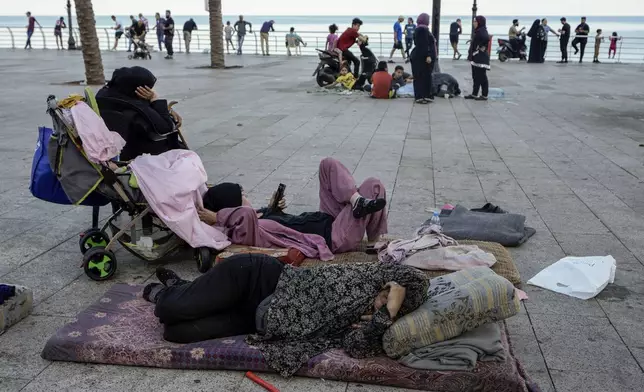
[527,256,617,300]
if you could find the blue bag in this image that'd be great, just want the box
[30,126,109,206]
[30,126,73,204]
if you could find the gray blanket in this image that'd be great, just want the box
[398,322,505,371]
[427,205,536,247]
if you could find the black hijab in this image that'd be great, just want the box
[527,19,541,38]
[107,66,157,98]
[203,183,243,212]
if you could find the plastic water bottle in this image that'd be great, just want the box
[429,211,441,227]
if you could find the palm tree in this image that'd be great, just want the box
[208,0,225,68]
[74,0,105,85]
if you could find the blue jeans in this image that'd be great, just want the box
[157,34,164,51]
[237,34,245,54]
[25,30,34,49]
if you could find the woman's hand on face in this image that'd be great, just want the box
[383,282,406,319]
[135,86,158,102]
[196,205,217,225]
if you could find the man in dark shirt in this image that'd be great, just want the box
[234,15,253,55]
[24,11,41,49]
[449,19,462,59]
[163,10,175,59]
[127,15,138,52]
[337,18,364,78]
[557,17,571,63]
[183,18,197,53]
[571,16,590,63]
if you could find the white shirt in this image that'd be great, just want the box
[114,20,124,33]
[224,25,233,39]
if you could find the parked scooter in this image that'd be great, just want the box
[312,36,379,88]
[497,32,527,62]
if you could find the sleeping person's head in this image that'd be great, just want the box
[107,66,157,98]
[203,183,252,212]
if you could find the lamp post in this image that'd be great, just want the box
[66,0,77,50]
[471,0,478,37]
[432,0,441,72]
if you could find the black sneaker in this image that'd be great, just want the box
[352,197,386,219]
[143,283,163,303]
[464,94,476,100]
[475,96,488,101]
[156,267,188,287]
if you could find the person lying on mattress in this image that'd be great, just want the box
[197,157,388,254]
[144,253,428,376]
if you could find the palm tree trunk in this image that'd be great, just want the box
[73,0,105,85]
[209,0,225,68]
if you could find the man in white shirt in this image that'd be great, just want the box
[111,15,124,51]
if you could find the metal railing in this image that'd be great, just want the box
[1,26,642,64]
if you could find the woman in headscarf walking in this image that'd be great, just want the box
[410,13,437,104]
[527,19,546,63]
[464,16,490,101]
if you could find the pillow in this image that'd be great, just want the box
[382,267,520,358]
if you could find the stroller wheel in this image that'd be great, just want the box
[195,247,213,273]
[79,228,110,254]
[83,247,117,281]
[128,54,134,60]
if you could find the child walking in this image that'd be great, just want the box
[593,29,604,63]
[608,32,620,59]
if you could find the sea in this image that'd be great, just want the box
[2,15,644,37]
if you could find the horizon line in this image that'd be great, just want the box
[3,13,644,17]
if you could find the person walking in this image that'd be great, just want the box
[152,13,165,52]
[410,13,436,104]
[557,17,571,63]
[260,20,275,56]
[24,11,41,49]
[234,15,253,55]
[540,18,560,61]
[163,10,175,59]
[183,18,197,54]
[388,16,406,63]
[224,21,235,54]
[449,18,462,59]
[403,17,416,61]
[464,16,491,101]
[111,15,124,51]
[54,17,66,50]
[127,15,138,52]
[571,16,590,63]
[139,13,149,31]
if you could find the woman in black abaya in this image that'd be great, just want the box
[527,19,546,63]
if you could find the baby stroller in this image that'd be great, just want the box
[42,89,216,281]
[129,38,153,60]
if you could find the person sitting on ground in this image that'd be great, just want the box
[196,157,388,254]
[325,65,356,90]
[96,66,182,161]
[143,253,428,377]
[326,24,343,65]
[392,65,413,87]
[365,61,397,99]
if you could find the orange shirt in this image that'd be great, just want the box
[371,71,393,99]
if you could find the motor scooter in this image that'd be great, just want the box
[497,32,527,62]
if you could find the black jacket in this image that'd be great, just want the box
[257,208,334,248]
[411,26,437,63]
[468,27,490,66]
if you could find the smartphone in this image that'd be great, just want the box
[272,183,286,210]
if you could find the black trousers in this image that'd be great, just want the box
[405,38,413,57]
[411,58,433,100]
[471,66,489,97]
[572,38,587,60]
[155,254,284,343]
[560,39,569,61]
[342,49,360,78]
[164,35,174,56]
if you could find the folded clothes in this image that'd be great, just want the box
[402,245,496,271]
[429,205,536,247]
[399,322,505,371]
[377,225,457,264]
[0,284,16,305]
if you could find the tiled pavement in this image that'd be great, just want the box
[1,49,644,391]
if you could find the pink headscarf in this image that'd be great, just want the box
[417,13,430,28]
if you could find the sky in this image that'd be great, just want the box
[7,0,644,16]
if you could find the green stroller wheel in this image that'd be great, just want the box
[195,247,213,274]
[83,247,117,281]
[79,228,110,254]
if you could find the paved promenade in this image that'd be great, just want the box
[2,49,644,392]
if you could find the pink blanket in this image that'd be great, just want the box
[216,207,334,261]
[71,102,126,163]
[129,150,231,250]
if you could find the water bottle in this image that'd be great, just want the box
[429,211,441,227]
